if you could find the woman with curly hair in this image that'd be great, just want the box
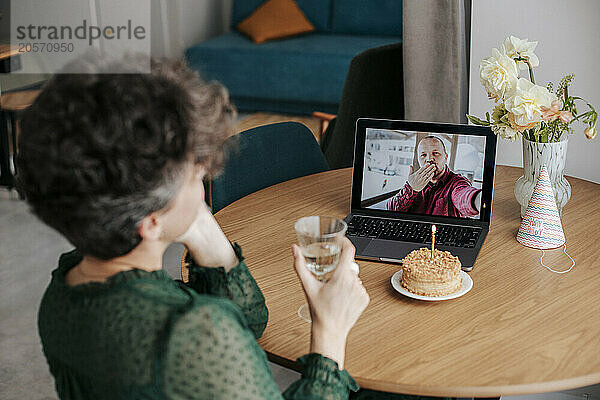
[17,55,369,399]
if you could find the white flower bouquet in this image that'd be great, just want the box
[467,36,598,142]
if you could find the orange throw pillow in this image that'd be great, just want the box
[237,0,315,44]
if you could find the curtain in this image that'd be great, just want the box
[402,0,471,123]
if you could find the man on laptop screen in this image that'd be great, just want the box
[386,135,482,218]
[360,130,486,219]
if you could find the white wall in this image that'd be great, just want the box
[175,0,231,53]
[469,0,600,183]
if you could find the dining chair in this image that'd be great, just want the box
[181,121,329,283]
[318,42,405,170]
[209,121,330,214]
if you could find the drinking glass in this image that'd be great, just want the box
[294,216,347,322]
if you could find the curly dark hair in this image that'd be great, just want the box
[16,55,235,259]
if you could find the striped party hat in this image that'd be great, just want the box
[516,165,565,249]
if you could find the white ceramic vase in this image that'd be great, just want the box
[514,137,571,218]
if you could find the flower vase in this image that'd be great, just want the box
[514,137,571,218]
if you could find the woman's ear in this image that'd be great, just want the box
[138,213,163,242]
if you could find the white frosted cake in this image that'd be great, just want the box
[401,248,462,296]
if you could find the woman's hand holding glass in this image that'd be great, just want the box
[292,238,370,369]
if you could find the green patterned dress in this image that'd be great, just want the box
[38,245,358,399]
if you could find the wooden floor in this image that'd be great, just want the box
[235,112,322,141]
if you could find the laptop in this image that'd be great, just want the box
[345,119,497,271]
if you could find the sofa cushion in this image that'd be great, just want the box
[185,32,401,106]
[237,0,315,44]
[231,0,331,31]
[331,0,402,36]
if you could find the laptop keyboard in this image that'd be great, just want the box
[346,216,481,248]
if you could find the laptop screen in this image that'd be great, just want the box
[352,119,497,225]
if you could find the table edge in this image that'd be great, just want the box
[266,350,600,397]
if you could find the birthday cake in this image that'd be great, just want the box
[401,248,462,296]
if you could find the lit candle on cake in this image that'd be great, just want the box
[431,224,436,258]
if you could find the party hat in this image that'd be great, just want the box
[516,166,565,249]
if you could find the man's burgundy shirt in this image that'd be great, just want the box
[386,167,481,217]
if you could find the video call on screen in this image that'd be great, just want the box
[361,129,486,220]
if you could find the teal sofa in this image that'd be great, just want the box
[185,0,402,115]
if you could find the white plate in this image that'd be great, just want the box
[390,270,473,301]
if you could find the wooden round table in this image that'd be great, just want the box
[214,166,600,398]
